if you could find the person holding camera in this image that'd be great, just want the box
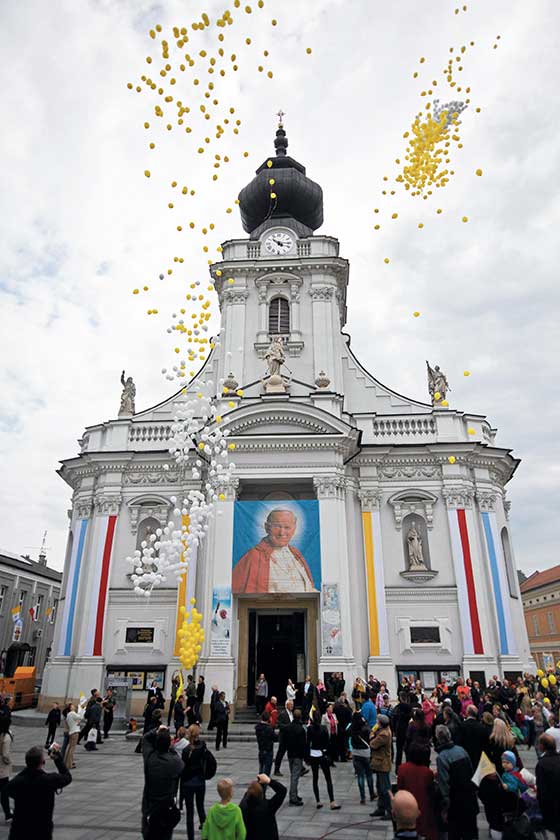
[6,743,72,839]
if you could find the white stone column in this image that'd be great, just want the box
[310,285,343,392]
[197,476,238,705]
[255,281,268,344]
[314,474,358,680]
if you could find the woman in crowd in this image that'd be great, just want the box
[0,716,13,822]
[306,711,341,810]
[65,701,83,770]
[351,678,367,710]
[404,708,432,766]
[350,710,375,804]
[286,678,297,704]
[321,702,339,767]
[397,744,437,840]
[486,717,523,774]
[173,725,189,755]
[214,692,230,751]
[316,679,328,715]
[181,724,208,840]
[422,692,438,728]
[174,694,186,732]
[239,773,286,840]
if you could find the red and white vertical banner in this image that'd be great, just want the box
[447,508,484,656]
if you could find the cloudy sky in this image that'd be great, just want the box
[1,0,558,575]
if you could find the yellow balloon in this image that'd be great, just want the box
[536,669,544,677]
[549,674,557,686]
[541,678,549,689]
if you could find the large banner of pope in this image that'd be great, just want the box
[231,500,322,595]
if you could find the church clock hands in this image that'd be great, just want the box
[264,231,293,255]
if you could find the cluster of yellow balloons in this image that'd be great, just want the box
[373,33,497,263]
[177,598,205,671]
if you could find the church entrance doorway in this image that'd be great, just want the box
[249,611,305,704]
[236,597,318,709]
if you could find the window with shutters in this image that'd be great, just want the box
[268,296,290,335]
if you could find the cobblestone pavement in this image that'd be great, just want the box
[0,724,537,840]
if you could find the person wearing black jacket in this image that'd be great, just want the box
[393,693,413,771]
[207,685,220,732]
[195,676,205,724]
[6,744,72,840]
[167,673,180,726]
[333,694,352,762]
[285,709,307,805]
[142,727,183,840]
[214,692,229,751]
[174,696,186,732]
[181,724,209,840]
[306,711,340,810]
[255,711,278,776]
[536,733,560,839]
[44,703,61,748]
[240,774,286,840]
[461,705,489,772]
[301,676,315,722]
[273,700,293,775]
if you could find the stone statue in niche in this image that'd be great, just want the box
[406,520,428,570]
[119,370,136,415]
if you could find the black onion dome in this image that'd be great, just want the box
[238,121,324,239]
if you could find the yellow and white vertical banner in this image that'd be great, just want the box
[361,507,389,657]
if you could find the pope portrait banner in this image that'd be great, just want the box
[210,586,232,656]
[232,500,321,594]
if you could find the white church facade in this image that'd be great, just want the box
[41,123,534,714]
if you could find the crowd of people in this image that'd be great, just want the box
[1,666,560,840]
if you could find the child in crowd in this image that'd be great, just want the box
[202,778,246,840]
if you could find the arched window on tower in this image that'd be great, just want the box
[268,296,290,335]
[500,527,518,598]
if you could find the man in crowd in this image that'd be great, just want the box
[461,704,488,772]
[6,743,72,839]
[274,699,294,776]
[333,692,352,762]
[536,732,560,840]
[392,790,420,840]
[285,709,306,806]
[302,675,315,722]
[141,725,183,840]
[435,724,478,840]
[264,696,279,728]
[102,688,116,739]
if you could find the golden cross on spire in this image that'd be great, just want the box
[276,109,285,127]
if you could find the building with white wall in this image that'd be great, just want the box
[41,122,534,713]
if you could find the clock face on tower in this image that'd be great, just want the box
[264,231,294,255]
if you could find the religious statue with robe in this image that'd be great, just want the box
[426,361,450,404]
[406,521,428,570]
[119,370,136,415]
[265,335,286,378]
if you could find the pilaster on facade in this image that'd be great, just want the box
[94,492,122,516]
[74,495,94,520]
[442,485,475,510]
[475,490,497,512]
[313,472,347,500]
[357,487,382,511]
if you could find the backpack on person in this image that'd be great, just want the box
[202,747,217,780]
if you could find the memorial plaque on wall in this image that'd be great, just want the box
[125,627,154,644]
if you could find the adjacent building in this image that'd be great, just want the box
[0,549,62,683]
[41,121,534,714]
[520,565,560,670]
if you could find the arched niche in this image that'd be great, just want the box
[501,527,518,598]
[402,513,432,571]
[388,489,438,530]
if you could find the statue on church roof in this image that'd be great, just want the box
[119,370,136,416]
[426,361,450,404]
